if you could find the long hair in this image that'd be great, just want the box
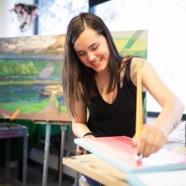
[62,13,124,116]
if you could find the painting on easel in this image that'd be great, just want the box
[114,30,147,59]
[0,34,69,121]
[0,30,147,121]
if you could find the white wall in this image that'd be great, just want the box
[146,0,186,114]
[96,0,186,114]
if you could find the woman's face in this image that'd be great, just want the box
[74,28,110,73]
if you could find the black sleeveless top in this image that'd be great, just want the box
[87,61,145,137]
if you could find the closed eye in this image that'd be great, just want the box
[76,51,86,57]
[75,43,100,57]
[90,43,99,51]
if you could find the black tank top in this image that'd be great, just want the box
[87,61,145,137]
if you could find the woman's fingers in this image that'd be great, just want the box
[135,124,167,157]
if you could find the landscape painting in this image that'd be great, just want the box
[0,30,147,122]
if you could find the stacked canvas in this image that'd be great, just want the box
[74,136,186,186]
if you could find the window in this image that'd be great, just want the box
[38,0,88,35]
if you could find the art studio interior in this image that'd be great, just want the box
[0,0,186,186]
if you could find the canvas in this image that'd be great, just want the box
[0,34,70,121]
[74,136,186,174]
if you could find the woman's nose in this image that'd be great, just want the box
[87,52,96,62]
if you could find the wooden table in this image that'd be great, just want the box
[63,141,186,186]
[63,154,129,186]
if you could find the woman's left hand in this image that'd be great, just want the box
[133,124,167,157]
